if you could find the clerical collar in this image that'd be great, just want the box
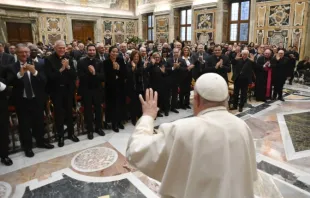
[32,57,38,62]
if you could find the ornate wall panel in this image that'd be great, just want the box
[38,14,67,44]
[193,8,216,45]
[102,18,137,45]
[254,0,309,58]
[155,15,169,43]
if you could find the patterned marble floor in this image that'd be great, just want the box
[1,84,310,198]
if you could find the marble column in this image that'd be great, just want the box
[215,0,224,43]
[95,18,103,43]
[248,0,256,43]
[169,10,175,43]
[138,14,143,40]
[304,0,310,57]
[67,15,73,43]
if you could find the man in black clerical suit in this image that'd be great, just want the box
[10,44,54,158]
[77,44,105,139]
[45,40,79,147]
[203,45,231,83]
[271,50,290,101]
[0,41,15,166]
[166,48,187,113]
[285,46,299,85]
[230,50,255,112]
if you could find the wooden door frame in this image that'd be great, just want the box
[3,18,37,44]
[72,20,95,44]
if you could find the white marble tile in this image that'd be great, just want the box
[0,133,115,176]
[277,110,310,161]
[273,176,310,198]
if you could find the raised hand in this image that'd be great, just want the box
[139,88,159,120]
[88,65,95,75]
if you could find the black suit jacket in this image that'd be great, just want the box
[10,61,47,106]
[166,57,187,85]
[0,53,15,67]
[95,53,109,61]
[44,52,77,95]
[77,57,105,95]
[231,58,254,83]
[271,57,290,83]
[204,55,231,82]
[0,65,14,105]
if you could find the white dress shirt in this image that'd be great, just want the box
[17,62,38,98]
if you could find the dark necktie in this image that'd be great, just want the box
[22,68,33,99]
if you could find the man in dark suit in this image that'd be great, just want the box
[118,43,130,64]
[203,45,231,83]
[0,42,15,66]
[285,46,299,85]
[10,44,54,158]
[230,50,255,112]
[77,44,105,139]
[271,50,290,101]
[166,48,187,113]
[0,42,15,165]
[95,43,108,61]
[45,40,79,147]
[72,43,86,61]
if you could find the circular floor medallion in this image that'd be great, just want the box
[71,147,118,172]
[0,181,12,198]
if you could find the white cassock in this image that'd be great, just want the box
[126,106,258,198]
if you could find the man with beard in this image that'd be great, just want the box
[230,50,255,112]
[271,50,289,101]
[203,45,231,83]
[45,40,79,147]
[77,44,105,139]
[166,48,187,113]
[254,49,273,102]
[285,46,299,85]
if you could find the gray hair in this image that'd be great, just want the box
[55,40,65,47]
[16,43,28,52]
[28,44,38,50]
[96,43,104,48]
[140,47,146,52]
[241,50,249,55]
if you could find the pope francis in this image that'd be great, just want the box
[126,73,258,198]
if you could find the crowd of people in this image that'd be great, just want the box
[0,38,309,167]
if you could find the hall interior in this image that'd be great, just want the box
[0,0,310,198]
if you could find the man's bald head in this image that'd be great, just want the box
[264,49,272,58]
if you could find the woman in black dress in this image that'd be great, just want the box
[126,51,147,125]
[104,46,127,132]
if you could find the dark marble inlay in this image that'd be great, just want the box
[284,112,310,152]
[257,161,310,193]
[22,174,146,198]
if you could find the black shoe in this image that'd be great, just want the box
[1,157,13,166]
[289,82,292,85]
[112,127,119,133]
[95,128,105,136]
[68,134,80,142]
[104,122,112,130]
[118,123,124,130]
[131,120,137,126]
[186,105,191,109]
[24,149,34,158]
[272,97,277,101]
[171,109,179,113]
[37,142,54,149]
[181,106,186,110]
[58,137,64,147]
[157,113,163,117]
[164,112,169,116]
[88,132,94,140]
[238,107,243,112]
[229,106,238,110]
[278,98,285,102]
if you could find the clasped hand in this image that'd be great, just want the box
[20,64,36,75]
[88,65,95,75]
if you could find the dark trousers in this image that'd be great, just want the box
[51,88,74,138]
[16,98,45,150]
[128,91,143,121]
[169,85,178,110]
[273,80,284,99]
[82,89,102,132]
[179,80,191,107]
[0,99,9,157]
[233,77,249,108]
